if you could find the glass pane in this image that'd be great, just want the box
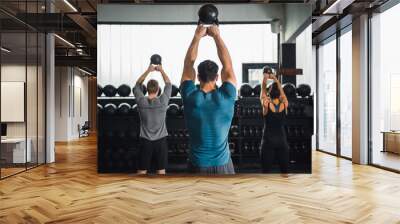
[371,4,400,171]
[318,38,337,154]
[38,33,46,165]
[1,30,28,177]
[340,30,352,158]
[27,31,38,169]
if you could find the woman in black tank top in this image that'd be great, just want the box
[259,67,289,174]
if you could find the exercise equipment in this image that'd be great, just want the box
[171,85,180,97]
[117,103,131,115]
[198,4,219,25]
[104,103,117,115]
[253,84,261,97]
[296,84,311,98]
[263,66,273,74]
[103,85,117,97]
[167,104,180,116]
[282,83,297,98]
[150,54,162,65]
[239,83,253,97]
[133,84,147,96]
[130,104,138,115]
[97,85,103,97]
[97,104,103,113]
[117,84,131,97]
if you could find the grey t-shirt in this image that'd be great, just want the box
[133,83,172,141]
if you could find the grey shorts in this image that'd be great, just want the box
[188,158,235,175]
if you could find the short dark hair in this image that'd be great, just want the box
[269,82,280,99]
[263,66,273,74]
[198,60,219,83]
[147,79,159,94]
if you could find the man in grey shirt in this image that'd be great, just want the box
[133,64,172,175]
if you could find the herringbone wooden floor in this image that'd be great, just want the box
[1,136,400,224]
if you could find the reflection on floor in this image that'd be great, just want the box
[373,150,400,171]
[0,135,400,223]
[0,167,25,178]
[0,162,42,178]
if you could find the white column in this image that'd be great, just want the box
[352,14,369,164]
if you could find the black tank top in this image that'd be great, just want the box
[263,103,287,139]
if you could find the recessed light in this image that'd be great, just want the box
[1,47,11,53]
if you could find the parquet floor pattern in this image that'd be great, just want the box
[1,136,400,224]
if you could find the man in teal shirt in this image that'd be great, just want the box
[180,25,237,174]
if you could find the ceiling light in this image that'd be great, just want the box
[63,0,78,12]
[78,67,92,76]
[1,47,11,53]
[54,34,75,48]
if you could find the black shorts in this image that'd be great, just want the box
[138,137,168,171]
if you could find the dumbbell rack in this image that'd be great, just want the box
[97,95,313,173]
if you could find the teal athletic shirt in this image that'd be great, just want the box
[180,80,236,167]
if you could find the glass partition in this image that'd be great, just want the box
[317,37,337,155]
[339,29,352,158]
[370,4,400,171]
[0,2,46,178]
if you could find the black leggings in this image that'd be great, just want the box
[261,137,289,173]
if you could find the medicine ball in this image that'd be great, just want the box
[104,103,117,115]
[133,84,147,96]
[240,83,253,97]
[97,85,103,97]
[130,104,138,115]
[253,84,261,97]
[103,85,117,97]
[167,104,180,116]
[198,4,219,25]
[117,84,131,97]
[117,103,131,115]
[171,84,180,97]
[296,84,311,98]
[150,54,162,65]
[282,83,297,99]
[97,104,103,114]
[263,66,273,74]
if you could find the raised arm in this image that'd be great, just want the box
[207,25,237,86]
[181,25,207,84]
[136,65,155,86]
[156,65,171,84]
[271,75,288,108]
[260,74,270,115]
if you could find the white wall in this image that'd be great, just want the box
[55,67,89,141]
[98,24,278,88]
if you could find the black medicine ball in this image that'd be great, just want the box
[117,103,131,115]
[296,84,312,98]
[150,54,162,65]
[198,4,219,25]
[253,84,261,97]
[240,83,253,97]
[103,85,117,97]
[263,66,273,74]
[104,103,117,115]
[282,83,297,99]
[132,84,147,96]
[97,85,103,97]
[117,84,131,97]
[167,104,180,116]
